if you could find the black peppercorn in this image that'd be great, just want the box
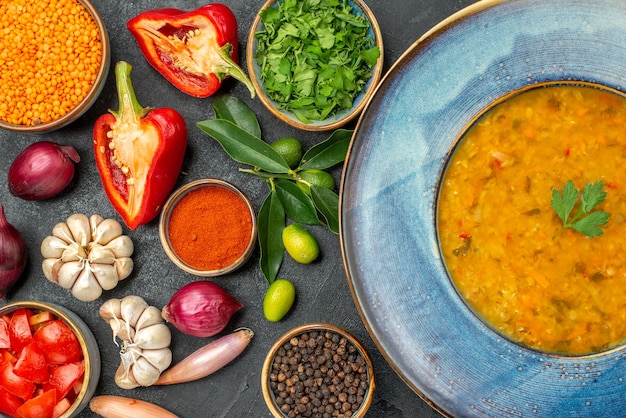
[268,329,370,417]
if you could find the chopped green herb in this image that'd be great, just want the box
[551,180,610,238]
[254,0,380,123]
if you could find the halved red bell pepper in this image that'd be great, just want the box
[127,4,255,98]
[93,61,187,230]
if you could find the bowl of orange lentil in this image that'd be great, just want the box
[0,0,110,133]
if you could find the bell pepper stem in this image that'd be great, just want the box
[217,44,256,98]
[111,61,149,123]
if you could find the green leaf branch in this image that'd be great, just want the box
[197,94,351,283]
[551,180,610,239]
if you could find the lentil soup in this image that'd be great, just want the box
[438,84,626,355]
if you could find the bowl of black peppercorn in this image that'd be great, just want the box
[261,323,375,418]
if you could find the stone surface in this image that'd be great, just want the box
[0,0,475,416]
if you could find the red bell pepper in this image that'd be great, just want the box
[93,61,187,230]
[127,4,255,98]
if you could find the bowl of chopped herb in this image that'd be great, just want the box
[247,0,383,131]
[0,0,110,133]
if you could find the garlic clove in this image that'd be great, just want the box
[66,213,91,248]
[61,246,81,262]
[134,323,171,350]
[100,298,122,324]
[103,235,134,258]
[70,267,102,302]
[139,347,172,373]
[52,221,74,244]
[57,261,85,289]
[91,263,119,290]
[92,218,123,245]
[42,258,63,283]
[89,214,105,239]
[131,357,161,387]
[88,247,116,264]
[114,363,141,390]
[135,306,164,330]
[115,257,134,281]
[113,320,135,342]
[41,235,69,259]
[120,296,148,328]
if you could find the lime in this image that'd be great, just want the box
[271,137,303,169]
[282,224,320,264]
[297,169,336,195]
[263,279,296,322]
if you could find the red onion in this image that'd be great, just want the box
[162,281,242,337]
[0,206,27,299]
[8,141,80,200]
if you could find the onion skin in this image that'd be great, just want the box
[0,206,27,299]
[162,280,243,337]
[155,328,253,385]
[90,395,179,418]
[8,141,80,200]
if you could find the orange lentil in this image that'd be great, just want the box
[0,0,103,126]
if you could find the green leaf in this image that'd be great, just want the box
[551,179,577,224]
[580,181,607,213]
[275,179,321,225]
[213,95,261,138]
[551,180,610,238]
[311,185,339,234]
[197,119,290,173]
[300,129,352,170]
[571,210,610,237]
[258,190,286,284]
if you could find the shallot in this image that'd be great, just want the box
[0,206,27,299]
[8,141,80,200]
[90,395,179,418]
[155,328,253,385]
[161,280,242,337]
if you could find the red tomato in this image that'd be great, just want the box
[32,321,81,365]
[15,388,56,418]
[51,397,71,418]
[0,317,10,349]
[9,309,33,354]
[44,361,84,400]
[0,360,35,400]
[0,386,22,417]
[14,341,49,384]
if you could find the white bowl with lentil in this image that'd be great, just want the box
[0,0,110,133]
[261,323,375,418]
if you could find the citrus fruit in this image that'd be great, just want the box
[282,224,320,264]
[263,279,296,322]
[271,137,303,169]
[297,169,336,195]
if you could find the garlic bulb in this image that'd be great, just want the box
[41,214,134,302]
[100,296,172,389]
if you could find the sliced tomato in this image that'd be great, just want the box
[9,309,33,354]
[15,388,56,418]
[0,360,35,400]
[44,361,84,400]
[14,342,49,384]
[0,317,10,349]
[32,321,81,365]
[0,385,23,417]
[51,397,71,418]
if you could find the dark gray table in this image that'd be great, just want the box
[0,1,475,416]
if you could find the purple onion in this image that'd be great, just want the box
[8,141,80,200]
[162,281,242,337]
[0,206,27,299]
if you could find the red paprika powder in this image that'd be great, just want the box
[167,183,254,272]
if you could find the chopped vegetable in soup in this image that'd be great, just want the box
[438,84,626,355]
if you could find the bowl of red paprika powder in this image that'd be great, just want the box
[158,178,257,276]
